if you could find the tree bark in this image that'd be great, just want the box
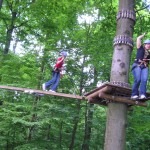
[104,0,135,150]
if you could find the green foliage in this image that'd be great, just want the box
[0,0,150,149]
[0,52,39,88]
[126,104,150,150]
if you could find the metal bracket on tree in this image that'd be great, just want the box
[113,35,134,48]
[111,81,130,88]
[117,9,136,22]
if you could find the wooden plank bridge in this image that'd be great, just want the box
[0,83,149,107]
[0,85,83,100]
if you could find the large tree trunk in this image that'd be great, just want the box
[104,0,135,150]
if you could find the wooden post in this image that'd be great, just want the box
[104,0,135,150]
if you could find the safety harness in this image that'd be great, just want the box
[135,49,150,67]
[135,59,149,67]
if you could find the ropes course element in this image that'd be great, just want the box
[0,85,83,100]
[111,81,130,88]
[116,9,136,22]
[113,35,134,48]
[114,9,135,48]
[85,83,149,107]
[0,83,149,107]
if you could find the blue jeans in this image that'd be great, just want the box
[131,64,149,96]
[45,71,60,91]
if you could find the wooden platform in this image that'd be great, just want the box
[84,83,150,107]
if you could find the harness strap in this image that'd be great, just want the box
[135,59,148,67]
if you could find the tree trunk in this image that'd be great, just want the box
[69,56,86,150]
[81,68,97,150]
[0,0,3,10]
[81,103,94,150]
[104,0,135,150]
[59,122,63,148]
[27,96,39,141]
[4,11,17,54]
[69,100,81,150]
[46,124,51,140]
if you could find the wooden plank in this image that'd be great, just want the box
[109,85,131,95]
[0,85,84,100]
[84,83,132,97]
[84,83,108,96]
[99,92,147,107]
[86,86,112,99]
[85,83,150,102]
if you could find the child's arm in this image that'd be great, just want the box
[56,56,65,64]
